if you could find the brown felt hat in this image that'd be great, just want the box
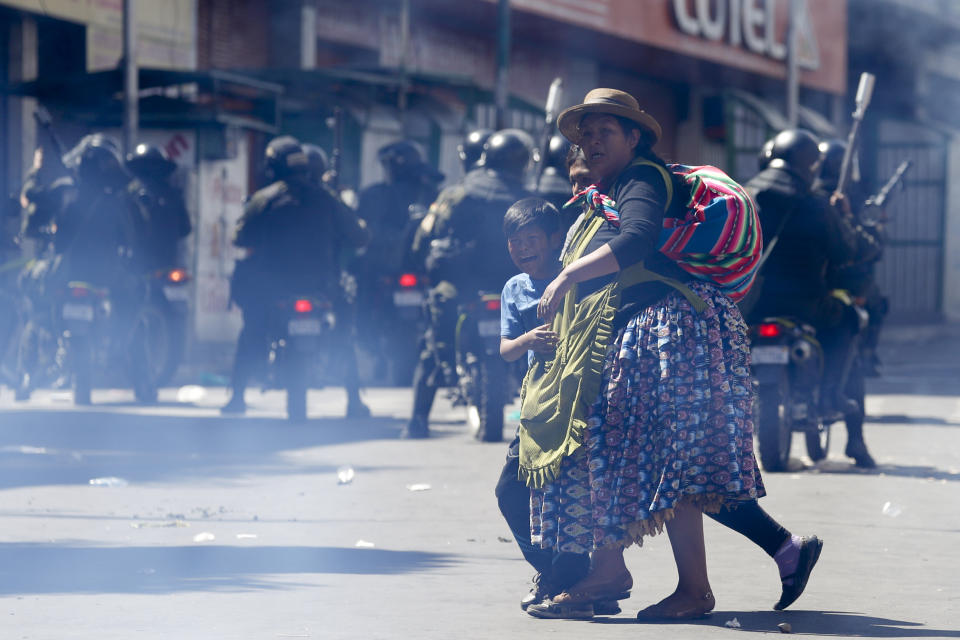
[557,88,662,144]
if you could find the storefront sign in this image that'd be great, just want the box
[498,0,846,94]
[671,0,819,70]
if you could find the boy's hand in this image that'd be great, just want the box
[525,324,558,353]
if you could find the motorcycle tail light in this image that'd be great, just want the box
[757,323,782,338]
[399,273,418,288]
[485,299,501,311]
[294,299,313,313]
[167,268,188,283]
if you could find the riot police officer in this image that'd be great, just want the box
[358,141,442,278]
[222,136,369,415]
[817,139,887,372]
[457,128,494,176]
[304,141,370,417]
[403,128,534,438]
[303,143,329,185]
[355,140,443,383]
[535,134,576,230]
[816,139,885,467]
[16,133,146,399]
[50,133,147,282]
[125,143,192,272]
[745,129,877,465]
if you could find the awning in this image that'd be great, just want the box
[727,89,837,138]
[2,68,284,133]
[247,66,542,122]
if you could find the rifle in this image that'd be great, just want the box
[32,105,69,175]
[535,77,563,186]
[862,159,911,223]
[833,72,875,201]
[865,159,911,210]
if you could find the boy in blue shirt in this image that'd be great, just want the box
[497,196,596,611]
[499,198,563,367]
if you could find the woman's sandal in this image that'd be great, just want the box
[635,591,715,623]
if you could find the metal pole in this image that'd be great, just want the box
[495,0,511,130]
[123,0,138,155]
[398,0,410,119]
[785,0,799,128]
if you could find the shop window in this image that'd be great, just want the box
[702,95,726,143]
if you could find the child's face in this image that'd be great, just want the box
[569,157,592,194]
[507,225,558,280]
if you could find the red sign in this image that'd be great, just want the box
[500,0,847,94]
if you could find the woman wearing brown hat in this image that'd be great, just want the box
[522,89,767,621]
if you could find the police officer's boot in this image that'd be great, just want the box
[844,422,876,469]
[220,389,247,415]
[402,357,435,439]
[345,388,371,419]
[221,368,248,414]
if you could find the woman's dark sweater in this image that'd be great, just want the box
[575,162,692,328]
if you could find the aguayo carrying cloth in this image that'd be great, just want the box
[518,160,760,489]
[576,160,762,301]
[655,161,762,301]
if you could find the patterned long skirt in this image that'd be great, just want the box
[531,282,765,555]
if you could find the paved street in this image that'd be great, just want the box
[0,328,959,639]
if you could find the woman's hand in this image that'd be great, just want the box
[538,272,573,321]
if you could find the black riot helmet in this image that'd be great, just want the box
[817,139,846,188]
[544,134,572,172]
[479,128,534,178]
[766,129,821,189]
[64,133,127,189]
[377,140,424,182]
[301,143,329,183]
[126,143,176,180]
[457,128,494,173]
[757,137,776,171]
[265,135,309,181]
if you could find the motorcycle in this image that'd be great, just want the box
[451,292,510,442]
[55,281,107,405]
[749,298,868,471]
[139,267,190,386]
[52,280,158,405]
[369,270,424,386]
[266,293,336,421]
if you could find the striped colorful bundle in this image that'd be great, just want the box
[657,163,762,301]
[566,163,762,302]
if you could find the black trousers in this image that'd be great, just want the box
[496,436,791,581]
[408,283,459,425]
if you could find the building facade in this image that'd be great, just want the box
[0,0,956,375]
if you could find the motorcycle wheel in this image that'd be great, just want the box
[72,337,93,406]
[804,423,831,462]
[284,350,308,422]
[130,313,160,405]
[474,358,506,443]
[138,302,178,386]
[755,372,792,472]
[287,383,307,421]
[157,311,186,387]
